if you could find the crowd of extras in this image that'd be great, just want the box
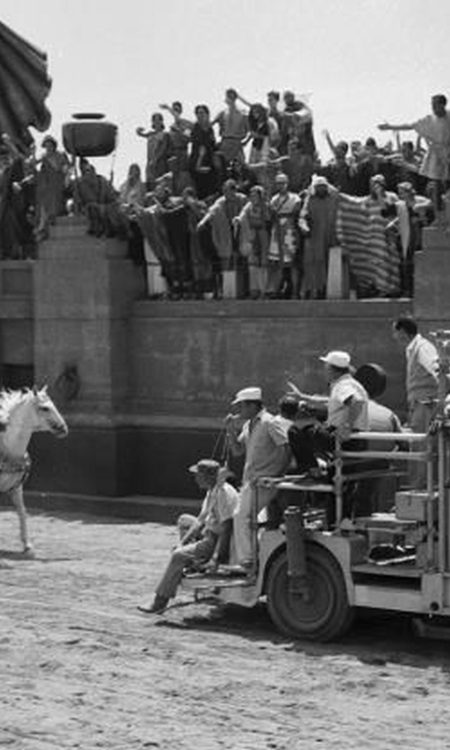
[1,89,449,301]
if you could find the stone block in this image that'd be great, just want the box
[129,299,410,419]
[1,319,34,364]
[28,427,131,496]
[0,261,33,297]
[33,216,144,416]
[34,318,115,407]
[415,247,450,320]
[415,227,450,321]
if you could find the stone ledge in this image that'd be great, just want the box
[132,298,412,319]
[64,412,222,429]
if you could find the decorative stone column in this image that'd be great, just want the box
[34,215,144,415]
[31,216,145,496]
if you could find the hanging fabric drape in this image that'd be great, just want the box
[0,21,52,150]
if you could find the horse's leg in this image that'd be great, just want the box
[10,485,33,556]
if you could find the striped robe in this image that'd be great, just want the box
[336,193,401,297]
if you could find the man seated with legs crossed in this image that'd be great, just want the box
[138,459,239,614]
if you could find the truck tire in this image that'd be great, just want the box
[266,545,353,641]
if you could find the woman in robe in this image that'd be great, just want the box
[268,173,301,298]
[119,163,146,269]
[390,181,433,297]
[235,185,270,298]
[35,135,69,240]
[136,113,172,190]
[365,174,401,297]
[337,174,401,298]
[247,104,279,165]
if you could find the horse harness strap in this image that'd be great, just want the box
[0,452,31,490]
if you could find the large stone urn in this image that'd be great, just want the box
[62,112,117,157]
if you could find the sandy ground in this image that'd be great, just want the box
[1,508,450,750]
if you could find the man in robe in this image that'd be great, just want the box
[299,175,339,299]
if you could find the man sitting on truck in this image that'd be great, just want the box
[137,458,238,614]
[287,350,369,476]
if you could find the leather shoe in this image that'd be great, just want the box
[137,595,169,614]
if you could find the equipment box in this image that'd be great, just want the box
[395,491,437,522]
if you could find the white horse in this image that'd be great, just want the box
[0,386,68,556]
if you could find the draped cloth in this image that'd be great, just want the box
[137,206,173,265]
[0,21,52,149]
[137,203,193,292]
[336,193,401,297]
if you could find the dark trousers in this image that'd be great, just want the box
[288,423,366,473]
[288,423,334,472]
[265,423,367,527]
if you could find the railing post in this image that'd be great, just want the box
[334,433,344,526]
[285,505,309,598]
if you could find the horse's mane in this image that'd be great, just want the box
[0,389,35,414]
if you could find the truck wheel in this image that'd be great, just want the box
[266,545,353,642]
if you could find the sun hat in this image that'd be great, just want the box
[231,387,262,405]
[319,351,351,368]
[188,458,221,477]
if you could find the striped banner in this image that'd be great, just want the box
[336,194,401,297]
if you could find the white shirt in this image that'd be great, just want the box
[413,113,450,181]
[367,400,402,451]
[239,409,290,483]
[200,481,239,535]
[406,334,439,380]
[327,373,369,439]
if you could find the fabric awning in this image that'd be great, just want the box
[0,20,52,151]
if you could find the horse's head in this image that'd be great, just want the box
[29,386,69,438]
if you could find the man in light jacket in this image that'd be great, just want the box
[392,315,439,487]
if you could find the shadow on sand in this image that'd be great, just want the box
[153,600,450,671]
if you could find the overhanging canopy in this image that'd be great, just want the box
[0,20,52,150]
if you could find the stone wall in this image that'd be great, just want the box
[30,293,412,498]
[0,261,34,384]
[129,299,412,419]
[12,219,450,500]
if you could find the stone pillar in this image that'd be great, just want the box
[33,215,145,417]
[414,227,450,327]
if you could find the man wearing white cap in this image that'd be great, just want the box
[288,350,369,474]
[225,387,291,569]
